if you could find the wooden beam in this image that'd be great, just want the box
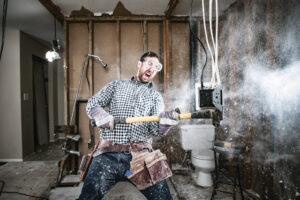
[165,0,179,18]
[116,20,121,80]
[143,21,148,52]
[39,0,64,25]
[243,0,254,189]
[65,16,189,22]
[163,19,170,104]
[88,20,94,96]
[63,21,69,124]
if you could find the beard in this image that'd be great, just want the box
[137,69,156,83]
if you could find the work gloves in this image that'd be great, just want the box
[158,110,179,134]
[89,107,114,131]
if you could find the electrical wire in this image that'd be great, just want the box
[189,0,208,88]
[0,0,8,61]
[202,0,216,87]
[201,0,220,87]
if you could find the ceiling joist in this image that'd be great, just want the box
[39,0,64,25]
[165,0,179,18]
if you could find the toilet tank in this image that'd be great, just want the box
[179,124,215,150]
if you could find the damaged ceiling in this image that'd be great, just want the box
[4,0,236,43]
[52,0,237,17]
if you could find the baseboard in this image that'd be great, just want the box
[0,159,23,162]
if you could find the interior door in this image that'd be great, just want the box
[32,56,49,147]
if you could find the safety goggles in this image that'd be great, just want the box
[142,58,163,72]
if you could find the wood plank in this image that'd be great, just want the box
[165,0,179,18]
[39,0,64,25]
[243,0,254,189]
[163,20,170,106]
[88,20,94,97]
[93,22,119,91]
[120,22,143,80]
[148,22,161,91]
[68,23,89,126]
[117,21,121,80]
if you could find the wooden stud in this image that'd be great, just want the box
[116,20,121,80]
[163,19,170,103]
[162,19,171,164]
[143,20,148,52]
[243,0,254,189]
[39,0,64,25]
[63,20,69,124]
[228,3,238,138]
[266,0,275,68]
[266,0,275,197]
[88,20,94,96]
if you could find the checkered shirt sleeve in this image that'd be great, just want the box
[86,77,165,144]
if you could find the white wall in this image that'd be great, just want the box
[0,29,23,161]
[0,29,65,160]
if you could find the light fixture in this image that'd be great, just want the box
[46,17,61,62]
[45,50,60,62]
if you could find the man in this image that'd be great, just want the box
[79,51,178,200]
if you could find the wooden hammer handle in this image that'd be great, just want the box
[123,113,193,124]
[114,111,211,124]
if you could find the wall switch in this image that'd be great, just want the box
[23,93,29,101]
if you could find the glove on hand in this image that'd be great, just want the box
[158,110,179,134]
[89,107,114,131]
[159,111,179,126]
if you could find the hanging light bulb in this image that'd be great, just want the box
[45,48,60,62]
[46,17,61,62]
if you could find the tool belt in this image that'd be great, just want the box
[127,149,172,190]
[79,140,172,188]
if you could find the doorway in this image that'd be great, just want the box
[32,55,49,150]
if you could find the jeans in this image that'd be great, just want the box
[78,152,173,200]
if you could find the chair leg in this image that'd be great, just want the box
[237,164,244,200]
[211,151,218,200]
[233,165,237,200]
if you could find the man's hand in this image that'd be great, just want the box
[159,111,179,126]
[90,107,114,131]
[157,110,179,135]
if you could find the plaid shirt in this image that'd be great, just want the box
[86,76,165,144]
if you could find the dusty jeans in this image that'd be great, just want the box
[78,152,173,200]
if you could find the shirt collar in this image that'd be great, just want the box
[131,76,153,88]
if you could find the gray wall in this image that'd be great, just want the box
[0,29,23,161]
[0,29,64,160]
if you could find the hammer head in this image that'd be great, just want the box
[212,110,223,127]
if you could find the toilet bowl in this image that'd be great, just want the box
[191,149,215,186]
[180,124,215,187]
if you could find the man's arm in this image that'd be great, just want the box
[86,81,117,130]
[86,80,117,118]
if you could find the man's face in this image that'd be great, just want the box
[137,57,162,83]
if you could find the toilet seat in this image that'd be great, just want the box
[192,150,214,160]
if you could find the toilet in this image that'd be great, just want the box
[180,124,215,187]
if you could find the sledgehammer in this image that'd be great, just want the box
[114,110,222,126]
[91,110,222,127]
